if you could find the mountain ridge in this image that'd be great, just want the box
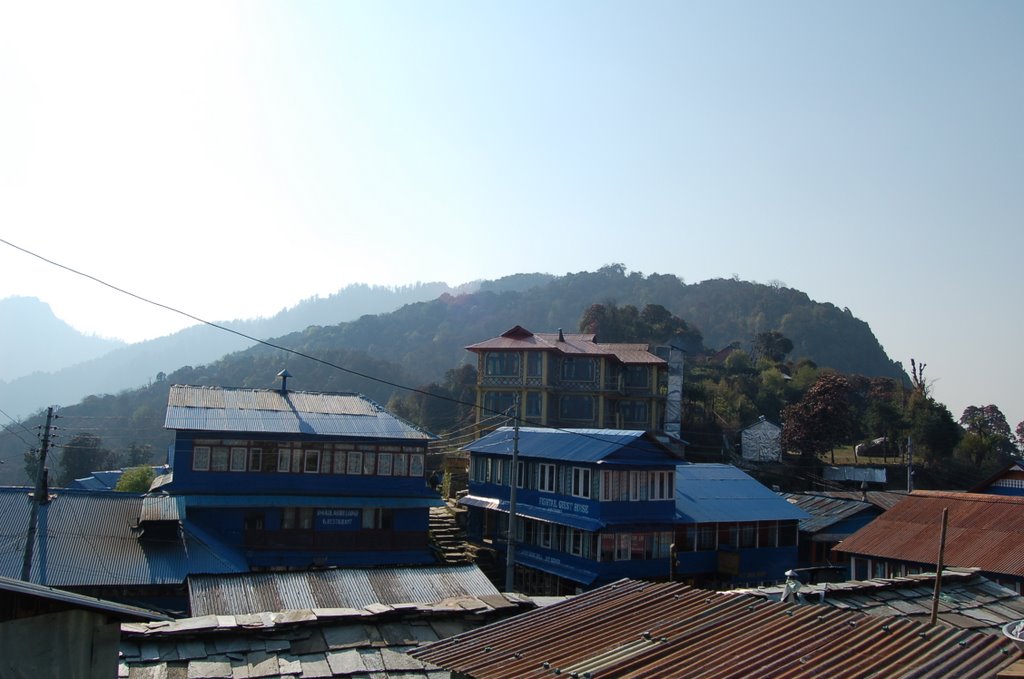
[0,268,905,486]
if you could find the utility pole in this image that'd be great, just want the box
[929,508,949,626]
[21,406,54,582]
[505,397,520,593]
[906,436,914,493]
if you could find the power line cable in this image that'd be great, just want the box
[0,407,39,449]
[0,236,682,455]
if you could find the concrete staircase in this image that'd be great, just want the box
[428,504,473,564]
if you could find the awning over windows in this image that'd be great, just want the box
[459,495,605,532]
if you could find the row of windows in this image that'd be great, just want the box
[484,352,544,377]
[600,470,674,501]
[483,391,542,418]
[675,521,798,551]
[192,445,425,478]
[481,392,650,423]
[503,516,673,561]
[481,352,652,387]
[497,515,797,559]
[472,457,674,502]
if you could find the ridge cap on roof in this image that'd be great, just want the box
[171,384,364,398]
[910,489,1024,504]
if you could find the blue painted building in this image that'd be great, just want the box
[781,492,887,579]
[971,459,1024,497]
[672,464,808,586]
[461,427,807,594]
[161,382,440,569]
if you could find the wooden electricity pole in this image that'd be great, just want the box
[21,406,55,582]
[505,398,520,593]
[929,508,949,626]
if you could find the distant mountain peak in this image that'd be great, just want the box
[0,296,125,381]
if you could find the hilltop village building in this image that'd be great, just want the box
[1,379,448,614]
[460,427,807,594]
[159,381,440,569]
[465,326,670,434]
[834,490,1024,594]
[971,459,1024,496]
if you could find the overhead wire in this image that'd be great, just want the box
[0,236,684,456]
[0,406,39,449]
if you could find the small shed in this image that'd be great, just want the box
[0,575,166,679]
[740,416,782,462]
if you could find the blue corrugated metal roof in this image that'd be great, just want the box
[464,427,677,465]
[780,492,878,533]
[0,487,245,587]
[675,464,811,523]
[68,469,121,490]
[165,384,433,440]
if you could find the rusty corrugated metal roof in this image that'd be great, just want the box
[140,495,183,522]
[834,491,1024,578]
[465,327,665,364]
[165,384,432,440]
[188,564,502,616]
[729,569,1024,635]
[812,490,907,510]
[121,594,528,677]
[600,343,666,364]
[409,578,1023,678]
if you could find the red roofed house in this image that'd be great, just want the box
[833,490,1024,594]
[466,326,667,435]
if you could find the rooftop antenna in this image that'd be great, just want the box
[277,369,292,393]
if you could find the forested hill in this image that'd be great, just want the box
[0,281,471,421]
[268,267,905,386]
[0,267,905,486]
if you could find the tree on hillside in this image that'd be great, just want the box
[960,405,1014,445]
[907,396,961,467]
[957,404,1016,467]
[578,302,703,351]
[55,433,115,487]
[752,330,794,364]
[387,364,478,436]
[781,372,855,465]
[910,358,929,397]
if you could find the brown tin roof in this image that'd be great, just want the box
[410,578,1022,678]
[834,491,1024,578]
[466,326,665,364]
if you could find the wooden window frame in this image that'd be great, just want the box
[192,446,211,472]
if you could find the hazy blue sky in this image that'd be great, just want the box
[1,1,1021,427]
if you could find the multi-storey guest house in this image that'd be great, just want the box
[160,379,438,569]
[460,427,806,594]
[465,326,668,434]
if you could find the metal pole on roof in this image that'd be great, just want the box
[929,507,949,626]
[505,396,520,593]
[907,437,914,493]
